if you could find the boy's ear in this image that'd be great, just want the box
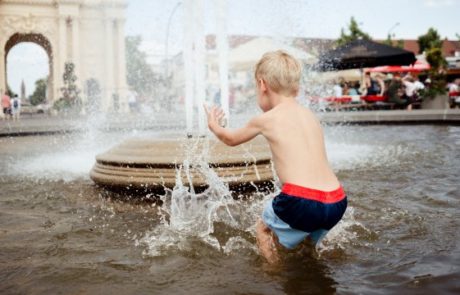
[259,79,267,92]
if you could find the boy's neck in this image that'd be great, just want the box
[268,92,297,108]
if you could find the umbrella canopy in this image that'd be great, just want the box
[313,69,362,82]
[229,37,316,70]
[366,60,431,73]
[315,39,416,71]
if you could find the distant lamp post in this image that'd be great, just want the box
[164,2,182,79]
[388,22,400,38]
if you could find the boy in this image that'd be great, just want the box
[204,51,347,263]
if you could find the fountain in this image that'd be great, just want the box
[90,136,274,194]
[2,1,460,292]
[90,0,274,194]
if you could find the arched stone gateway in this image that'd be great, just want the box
[5,33,54,100]
[0,0,129,112]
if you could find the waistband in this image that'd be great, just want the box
[281,183,346,204]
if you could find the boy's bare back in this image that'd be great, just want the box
[256,101,340,191]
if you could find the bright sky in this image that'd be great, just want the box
[7,0,460,95]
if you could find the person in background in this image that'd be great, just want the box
[332,79,343,97]
[342,81,350,96]
[387,73,411,110]
[402,74,416,99]
[347,82,358,96]
[1,90,12,120]
[375,74,386,96]
[412,75,425,102]
[413,76,425,92]
[11,94,21,121]
[448,79,459,92]
[363,72,384,96]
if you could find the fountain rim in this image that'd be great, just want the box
[95,158,272,169]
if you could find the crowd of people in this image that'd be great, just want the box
[332,72,429,110]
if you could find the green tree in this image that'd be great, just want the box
[336,17,371,47]
[29,78,47,105]
[54,62,81,112]
[125,35,159,96]
[417,28,443,53]
[417,28,447,99]
[424,47,447,98]
[382,33,404,49]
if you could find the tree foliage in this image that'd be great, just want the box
[417,28,447,98]
[125,35,159,96]
[417,28,443,53]
[54,62,81,112]
[336,17,371,47]
[424,47,447,98]
[29,78,47,105]
[382,34,404,49]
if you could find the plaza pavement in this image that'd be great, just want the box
[1,109,459,137]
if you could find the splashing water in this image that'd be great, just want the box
[137,136,365,258]
[139,137,245,256]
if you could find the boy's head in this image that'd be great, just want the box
[254,50,302,98]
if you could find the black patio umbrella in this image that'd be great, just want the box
[314,39,416,71]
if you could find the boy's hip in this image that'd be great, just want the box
[272,183,348,233]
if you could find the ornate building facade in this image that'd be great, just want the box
[0,0,128,112]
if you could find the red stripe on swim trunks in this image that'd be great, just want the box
[281,183,345,204]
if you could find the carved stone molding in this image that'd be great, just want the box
[0,14,57,38]
[1,0,55,5]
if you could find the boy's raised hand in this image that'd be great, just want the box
[204,104,226,130]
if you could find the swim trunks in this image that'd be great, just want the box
[262,183,347,249]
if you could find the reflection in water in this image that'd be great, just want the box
[0,125,459,294]
[280,254,337,295]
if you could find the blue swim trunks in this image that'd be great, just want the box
[262,183,347,249]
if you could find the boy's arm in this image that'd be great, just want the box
[204,105,264,146]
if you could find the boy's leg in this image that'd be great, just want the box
[256,219,279,264]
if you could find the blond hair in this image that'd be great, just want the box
[254,50,302,96]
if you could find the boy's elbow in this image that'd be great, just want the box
[227,139,240,147]
[219,133,239,146]
[222,135,238,146]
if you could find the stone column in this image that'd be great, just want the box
[71,16,82,104]
[104,18,114,112]
[0,47,5,97]
[52,43,60,104]
[116,18,128,113]
[58,16,68,99]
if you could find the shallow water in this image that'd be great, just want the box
[0,125,459,294]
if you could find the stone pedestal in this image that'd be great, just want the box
[90,136,274,195]
[422,94,449,109]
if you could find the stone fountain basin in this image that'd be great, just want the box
[90,136,274,194]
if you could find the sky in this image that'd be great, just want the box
[6,0,460,95]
